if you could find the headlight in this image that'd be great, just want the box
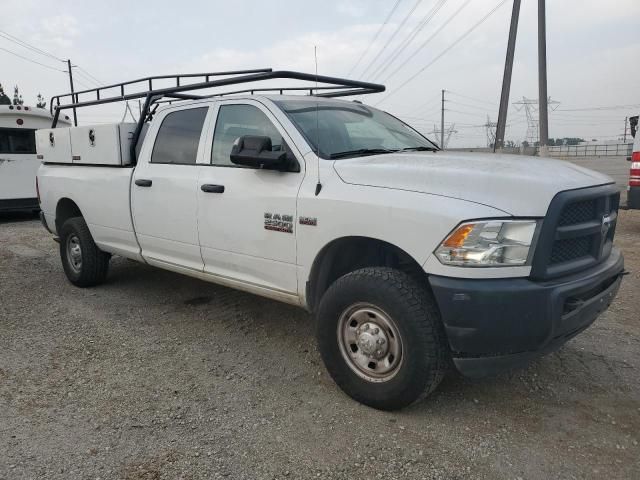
[434,220,538,267]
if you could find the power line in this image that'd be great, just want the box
[370,0,449,81]
[448,100,498,112]
[446,108,493,119]
[75,65,103,86]
[73,67,103,87]
[375,0,509,106]
[0,30,65,62]
[398,93,441,116]
[347,0,404,77]
[71,76,94,90]
[380,0,471,84]
[0,46,66,72]
[447,90,498,106]
[72,69,99,87]
[359,0,424,79]
[0,29,104,90]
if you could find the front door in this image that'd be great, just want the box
[196,100,304,295]
[131,105,209,271]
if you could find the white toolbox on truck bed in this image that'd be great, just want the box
[36,123,137,165]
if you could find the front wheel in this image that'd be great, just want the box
[59,217,110,287]
[316,267,448,410]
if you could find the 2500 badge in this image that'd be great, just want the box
[264,213,294,233]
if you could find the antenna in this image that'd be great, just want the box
[314,46,322,196]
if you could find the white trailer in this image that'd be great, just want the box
[0,105,70,212]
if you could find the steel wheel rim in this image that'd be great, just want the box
[66,234,82,273]
[337,303,403,383]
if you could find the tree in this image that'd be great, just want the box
[36,93,46,109]
[0,83,10,105]
[12,85,24,106]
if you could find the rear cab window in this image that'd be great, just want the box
[0,128,36,154]
[151,107,208,164]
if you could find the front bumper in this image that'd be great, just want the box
[429,248,624,378]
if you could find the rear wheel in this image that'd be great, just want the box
[316,267,448,410]
[59,217,110,287]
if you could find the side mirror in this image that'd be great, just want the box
[230,135,289,171]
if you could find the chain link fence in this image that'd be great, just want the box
[547,143,633,157]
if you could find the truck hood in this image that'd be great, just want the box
[333,151,613,216]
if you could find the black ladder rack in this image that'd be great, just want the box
[49,68,385,124]
[48,68,386,166]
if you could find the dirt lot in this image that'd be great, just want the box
[1,209,639,480]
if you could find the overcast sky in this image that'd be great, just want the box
[1,0,638,147]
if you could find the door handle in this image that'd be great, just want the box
[135,179,153,187]
[201,184,225,193]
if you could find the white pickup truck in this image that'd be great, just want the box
[36,70,624,410]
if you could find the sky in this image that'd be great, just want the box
[1,0,638,147]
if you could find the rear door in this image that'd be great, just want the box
[131,105,211,271]
[0,127,38,201]
[196,100,305,295]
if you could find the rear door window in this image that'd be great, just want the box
[151,107,208,164]
[0,128,36,154]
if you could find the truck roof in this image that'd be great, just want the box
[0,104,71,128]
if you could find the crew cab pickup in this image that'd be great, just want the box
[36,70,624,410]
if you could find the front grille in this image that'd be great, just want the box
[550,237,592,264]
[558,199,597,226]
[531,185,620,280]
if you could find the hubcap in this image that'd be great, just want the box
[337,303,403,383]
[67,234,82,273]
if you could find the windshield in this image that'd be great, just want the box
[274,99,438,159]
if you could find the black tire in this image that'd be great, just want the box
[59,216,110,287]
[316,267,448,411]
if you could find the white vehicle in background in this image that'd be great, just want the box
[0,104,71,212]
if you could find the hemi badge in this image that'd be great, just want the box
[36,154,44,159]
[299,216,317,226]
[72,155,81,161]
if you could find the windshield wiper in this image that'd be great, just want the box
[329,148,398,159]
[398,146,438,152]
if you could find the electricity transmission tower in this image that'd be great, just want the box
[513,97,559,144]
[485,116,497,148]
[429,124,457,149]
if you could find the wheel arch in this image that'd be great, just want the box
[306,236,428,312]
[55,197,83,234]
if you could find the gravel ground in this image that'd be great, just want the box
[1,209,639,480]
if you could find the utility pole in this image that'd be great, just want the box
[494,0,521,153]
[440,89,445,150]
[537,0,549,156]
[67,59,78,126]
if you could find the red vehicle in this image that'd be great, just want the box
[629,115,639,209]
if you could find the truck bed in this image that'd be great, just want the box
[38,164,142,261]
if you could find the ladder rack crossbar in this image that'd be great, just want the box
[50,69,385,115]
